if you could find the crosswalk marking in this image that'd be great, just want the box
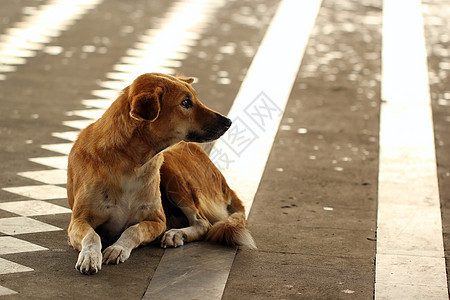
[0,216,61,235]
[102,0,226,87]
[0,200,71,217]
[0,0,102,80]
[40,143,73,155]
[70,109,104,119]
[3,185,67,200]
[375,0,448,298]
[0,0,93,273]
[62,120,94,130]
[29,156,68,169]
[0,258,33,275]
[0,236,47,255]
[81,99,113,109]
[51,132,79,143]
[18,169,67,185]
[0,284,18,296]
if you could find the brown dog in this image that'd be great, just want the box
[67,73,254,275]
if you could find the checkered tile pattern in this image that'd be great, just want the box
[1,133,79,283]
[0,0,221,294]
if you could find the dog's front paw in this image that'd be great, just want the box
[161,229,186,248]
[102,244,131,265]
[76,248,102,275]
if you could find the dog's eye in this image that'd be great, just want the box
[180,98,193,109]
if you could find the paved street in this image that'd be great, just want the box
[0,0,449,299]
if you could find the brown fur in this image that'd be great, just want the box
[67,73,253,275]
[160,142,256,249]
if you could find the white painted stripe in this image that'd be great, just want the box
[52,132,79,142]
[0,236,47,255]
[29,156,68,169]
[0,200,71,217]
[0,0,102,79]
[41,143,73,155]
[0,285,18,296]
[81,99,113,109]
[375,0,448,298]
[104,0,225,86]
[211,0,322,217]
[62,120,94,130]
[96,80,124,90]
[91,89,119,99]
[18,169,67,185]
[0,258,34,275]
[70,109,105,120]
[0,217,61,235]
[144,0,322,298]
[3,185,67,200]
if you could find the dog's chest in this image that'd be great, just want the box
[120,175,146,204]
[101,164,161,238]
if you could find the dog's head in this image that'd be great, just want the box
[127,73,231,150]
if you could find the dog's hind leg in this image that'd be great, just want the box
[161,206,211,248]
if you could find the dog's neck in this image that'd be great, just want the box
[90,95,161,168]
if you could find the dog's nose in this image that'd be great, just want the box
[223,117,232,129]
[216,113,232,129]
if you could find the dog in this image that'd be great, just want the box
[67,73,255,275]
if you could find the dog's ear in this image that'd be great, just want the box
[178,76,195,84]
[130,88,162,122]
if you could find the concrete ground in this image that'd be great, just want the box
[0,0,448,299]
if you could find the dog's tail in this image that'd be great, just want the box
[206,212,256,249]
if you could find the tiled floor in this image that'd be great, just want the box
[0,0,448,298]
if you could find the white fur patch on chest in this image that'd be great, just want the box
[100,154,164,238]
[119,153,163,208]
[120,174,145,203]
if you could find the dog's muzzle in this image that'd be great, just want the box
[186,114,232,143]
